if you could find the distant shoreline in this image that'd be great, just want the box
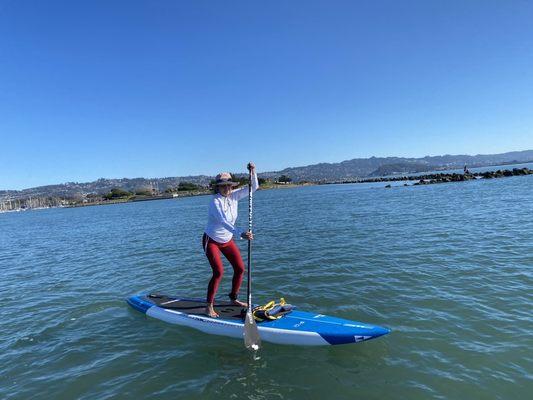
[63,182,317,209]
[1,166,532,214]
[0,182,315,213]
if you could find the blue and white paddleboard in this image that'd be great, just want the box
[127,294,390,346]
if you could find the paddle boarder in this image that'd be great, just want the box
[203,163,258,318]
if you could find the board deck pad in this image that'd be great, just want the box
[146,293,245,320]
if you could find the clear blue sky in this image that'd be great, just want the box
[1,0,532,190]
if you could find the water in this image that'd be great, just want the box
[1,174,532,399]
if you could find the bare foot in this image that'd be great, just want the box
[205,305,219,318]
[231,299,248,307]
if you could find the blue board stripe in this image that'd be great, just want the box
[127,296,152,314]
[319,333,356,345]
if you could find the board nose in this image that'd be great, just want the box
[370,325,391,338]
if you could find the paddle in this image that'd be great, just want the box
[244,162,261,351]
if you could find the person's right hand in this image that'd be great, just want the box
[241,231,254,240]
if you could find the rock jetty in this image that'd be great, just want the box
[411,167,532,185]
[328,167,533,186]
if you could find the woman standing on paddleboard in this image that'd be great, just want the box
[203,163,258,318]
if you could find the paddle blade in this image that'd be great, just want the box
[244,309,261,350]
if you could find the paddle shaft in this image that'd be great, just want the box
[243,164,260,350]
[247,168,253,308]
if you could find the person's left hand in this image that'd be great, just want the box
[247,162,255,173]
[241,231,254,240]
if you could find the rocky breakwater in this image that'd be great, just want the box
[413,167,533,186]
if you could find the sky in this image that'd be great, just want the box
[1,0,533,190]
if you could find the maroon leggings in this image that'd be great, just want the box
[203,233,245,304]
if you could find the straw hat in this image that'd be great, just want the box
[215,172,239,186]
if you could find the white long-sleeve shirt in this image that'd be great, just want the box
[204,172,259,243]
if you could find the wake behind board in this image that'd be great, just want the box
[127,293,390,346]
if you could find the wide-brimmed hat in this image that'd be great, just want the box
[215,172,239,186]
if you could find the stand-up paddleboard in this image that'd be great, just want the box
[127,293,390,346]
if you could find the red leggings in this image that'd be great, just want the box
[203,233,245,304]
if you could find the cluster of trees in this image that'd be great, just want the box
[134,189,153,196]
[103,188,132,200]
[177,182,201,191]
[165,182,202,193]
[277,175,292,183]
[104,182,206,200]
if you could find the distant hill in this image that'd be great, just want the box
[368,162,431,177]
[1,150,532,200]
[0,175,214,200]
[259,150,533,182]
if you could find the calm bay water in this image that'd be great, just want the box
[1,175,532,399]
